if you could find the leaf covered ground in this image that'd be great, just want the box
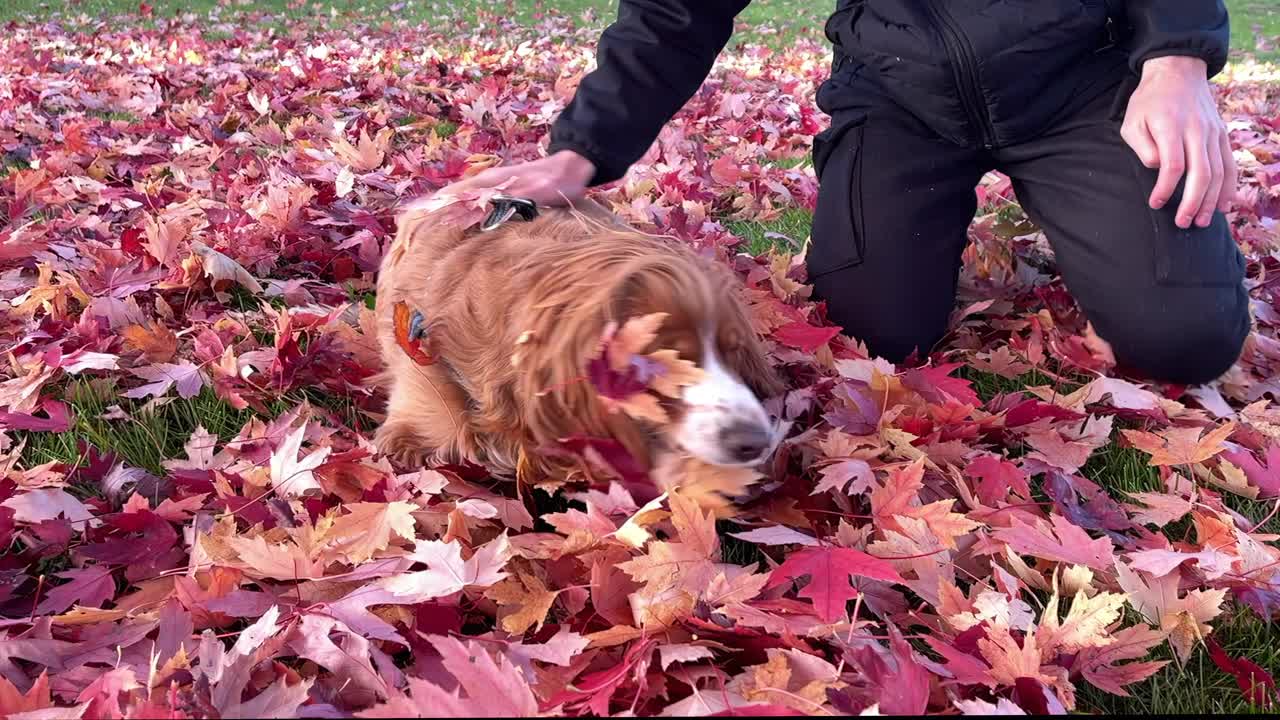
[2,3,1280,718]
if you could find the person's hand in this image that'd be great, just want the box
[448,149,596,207]
[1121,56,1236,229]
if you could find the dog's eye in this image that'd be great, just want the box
[719,328,743,354]
[672,337,699,361]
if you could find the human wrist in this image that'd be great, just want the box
[550,149,596,187]
[1140,55,1209,81]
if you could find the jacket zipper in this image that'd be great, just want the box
[925,1,997,149]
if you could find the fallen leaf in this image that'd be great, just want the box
[764,545,904,622]
[269,422,330,497]
[1206,638,1278,708]
[486,570,560,635]
[1122,423,1236,467]
[326,501,418,564]
[993,515,1116,571]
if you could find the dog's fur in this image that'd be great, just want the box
[372,200,784,481]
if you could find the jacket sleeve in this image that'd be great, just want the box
[547,1,751,187]
[1122,1,1230,78]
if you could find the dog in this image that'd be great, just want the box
[371,198,785,483]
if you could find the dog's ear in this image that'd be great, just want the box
[514,302,619,442]
[600,406,654,472]
[720,285,786,400]
[728,333,786,399]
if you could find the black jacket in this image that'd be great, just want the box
[547,1,1230,187]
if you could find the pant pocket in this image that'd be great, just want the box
[1122,147,1246,287]
[807,122,867,279]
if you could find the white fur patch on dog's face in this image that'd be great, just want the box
[673,336,777,467]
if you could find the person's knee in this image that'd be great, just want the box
[1101,287,1250,385]
[811,271,947,364]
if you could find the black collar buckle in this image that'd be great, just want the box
[481,194,539,232]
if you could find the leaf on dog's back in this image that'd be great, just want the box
[399,178,518,232]
[393,301,436,366]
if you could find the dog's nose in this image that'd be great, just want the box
[720,421,771,463]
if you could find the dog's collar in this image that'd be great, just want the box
[481,194,539,232]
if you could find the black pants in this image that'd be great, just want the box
[807,68,1250,386]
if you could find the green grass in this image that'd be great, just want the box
[84,110,138,123]
[959,367,1065,403]
[1078,607,1280,715]
[1232,1,1280,61]
[18,375,368,487]
[1,0,1273,58]
[0,154,30,180]
[1081,443,1162,494]
[20,379,263,479]
[725,207,811,256]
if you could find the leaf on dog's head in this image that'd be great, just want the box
[587,354,654,401]
[647,349,706,398]
[652,454,763,517]
[607,313,669,371]
[601,392,670,425]
[393,301,436,366]
[587,314,707,422]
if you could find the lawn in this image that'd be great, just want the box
[1,0,1278,717]
[8,0,1275,57]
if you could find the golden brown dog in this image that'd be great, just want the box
[371,200,784,482]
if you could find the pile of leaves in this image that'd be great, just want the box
[2,5,1280,717]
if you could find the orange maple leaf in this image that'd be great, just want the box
[393,301,436,366]
[122,321,178,363]
[1121,422,1235,466]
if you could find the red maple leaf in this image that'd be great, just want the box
[35,566,116,615]
[765,546,904,622]
[966,454,1031,504]
[773,321,840,352]
[1207,638,1278,708]
[901,362,980,406]
[0,399,71,432]
[541,638,656,715]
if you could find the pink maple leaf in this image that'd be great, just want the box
[1221,445,1280,499]
[123,361,206,400]
[992,514,1115,570]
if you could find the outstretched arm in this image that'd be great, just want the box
[444,1,749,206]
[549,0,751,186]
